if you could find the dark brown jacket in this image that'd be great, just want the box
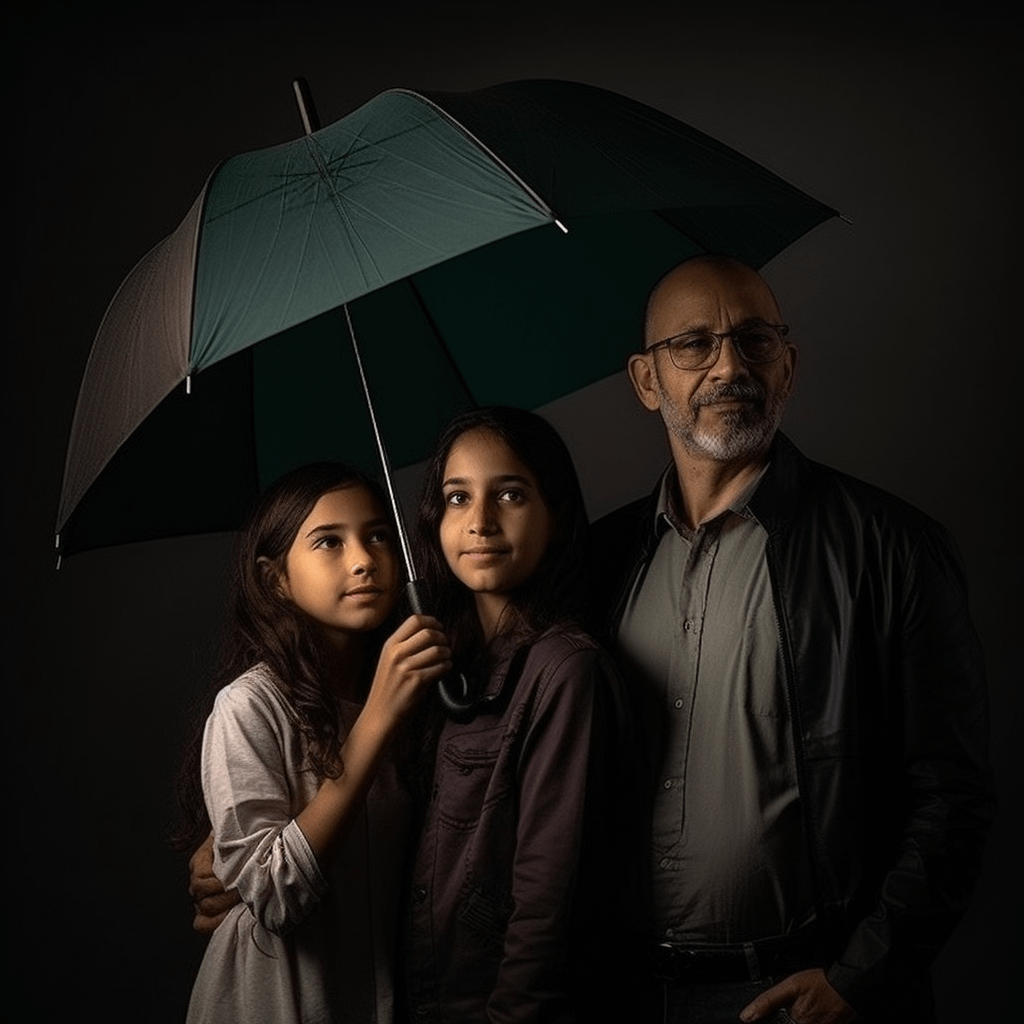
[404,626,637,1023]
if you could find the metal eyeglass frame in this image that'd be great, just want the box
[645,322,790,370]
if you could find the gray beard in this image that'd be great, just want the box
[656,378,787,461]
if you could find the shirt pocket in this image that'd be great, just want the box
[435,724,510,830]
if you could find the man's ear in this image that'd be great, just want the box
[780,343,798,399]
[627,351,662,412]
[258,556,290,600]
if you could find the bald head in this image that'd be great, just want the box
[644,255,784,349]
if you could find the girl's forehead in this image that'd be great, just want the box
[444,429,531,476]
[305,482,386,523]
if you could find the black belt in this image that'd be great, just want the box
[652,930,825,986]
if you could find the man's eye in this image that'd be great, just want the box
[737,329,772,346]
[674,334,714,353]
[735,329,776,357]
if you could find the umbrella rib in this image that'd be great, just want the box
[312,128,536,267]
[390,88,563,229]
[648,206,720,260]
[302,133,412,290]
[406,279,479,407]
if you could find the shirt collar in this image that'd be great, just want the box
[653,462,770,538]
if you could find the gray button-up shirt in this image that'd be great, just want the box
[615,466,814,944]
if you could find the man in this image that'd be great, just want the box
[590,254,992,1023]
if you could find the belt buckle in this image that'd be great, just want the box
[653,942,678,981]
[653,942,697,983]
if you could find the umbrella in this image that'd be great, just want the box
[57,78,839,562]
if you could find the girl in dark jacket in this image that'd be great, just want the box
[404,406,635,1023]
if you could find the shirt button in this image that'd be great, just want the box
[660,859,671,870]
[674,698,683,709]
[683,619,692,631]
[663,779,672,789]
[413,885,428,905]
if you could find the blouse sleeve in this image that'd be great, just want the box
[201,677,329,935]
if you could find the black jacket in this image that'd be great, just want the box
[589,433,993,1020]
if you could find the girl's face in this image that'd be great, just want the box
[279,483,399,638]
[439,429,554,620]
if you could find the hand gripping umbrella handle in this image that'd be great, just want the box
[404,578,478,718]
[342,314,476,720]
[341,304,476,720]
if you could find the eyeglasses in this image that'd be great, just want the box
[645,322,790,371]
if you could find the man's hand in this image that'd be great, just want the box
[188,833,240,935]
[739,968,857,1024]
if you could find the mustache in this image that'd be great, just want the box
[692,381,765,407]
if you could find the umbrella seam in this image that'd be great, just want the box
[188,162,226,375]
[388,88,559,226]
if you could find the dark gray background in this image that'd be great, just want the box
[10,4,1019,1020]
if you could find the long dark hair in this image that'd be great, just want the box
[414,406,590,666]
[170,461,394,854]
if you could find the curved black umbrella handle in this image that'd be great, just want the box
[404,579,477,718]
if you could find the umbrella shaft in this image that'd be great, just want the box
[343,305,418,579]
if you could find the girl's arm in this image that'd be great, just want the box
[294,614,449,860]
[203,615,449,935]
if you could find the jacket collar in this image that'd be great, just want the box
[747,432,811,536]
[473,628,548,701]
[642,431,810,542]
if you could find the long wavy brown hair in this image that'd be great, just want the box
[170,462,397,855]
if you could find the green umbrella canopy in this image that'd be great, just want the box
[57,79,838,556]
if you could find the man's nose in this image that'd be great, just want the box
[708,335,749,379]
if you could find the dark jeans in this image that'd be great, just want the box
[650,976,792,1024]
[631,927,835,1024]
